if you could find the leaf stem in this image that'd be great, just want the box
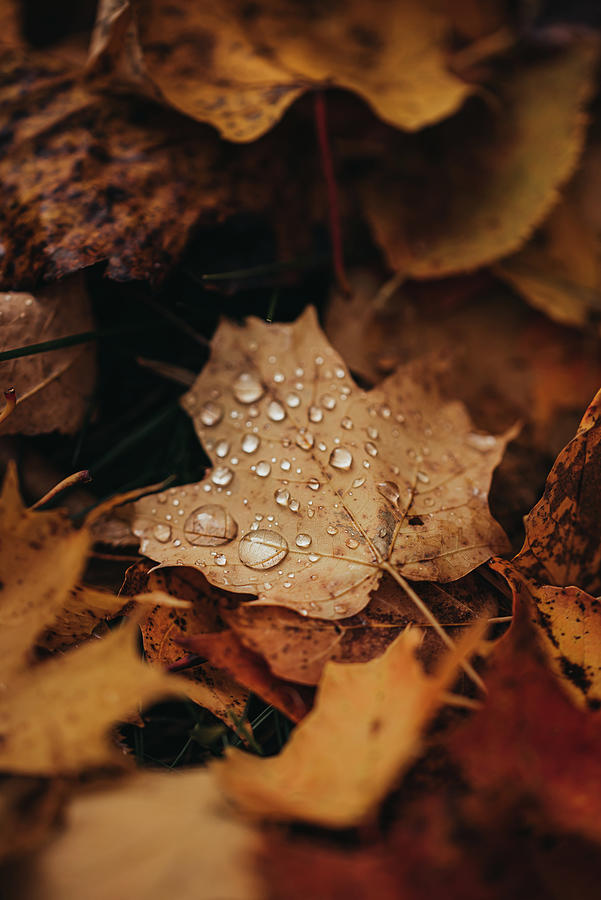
[381,561,487,693]
[30,469,92,510]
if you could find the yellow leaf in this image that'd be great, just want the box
[133,308,513,622]
[363,40,598,277]
[90,0,471,142]
[217,625,484,827]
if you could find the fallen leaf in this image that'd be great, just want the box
[0,462,91,681]
[133,307,513,622]
[217,623,484,827]
[0,776,67,864]
[491,388,601,707]
[6,768,262,900]
[497,133,601,329]
[0,48,229,287]
[91,0,471,142]
[224,570,499,685]
[362,39,598,277]
[0,276,95,435]
[138,565,250,725]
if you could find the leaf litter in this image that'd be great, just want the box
[3,4,601,898]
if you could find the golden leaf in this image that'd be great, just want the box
[91,0,471,142]
[217,624,485,827]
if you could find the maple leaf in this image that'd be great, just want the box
[217,623,485,827]
[133,308,512,635]
[10,769,262,900]
[497,134,601,330]
[490,388,601,707]
[362,39,598,278]
[91,0,471,142]
[0,464,187,774]
[0,276,95,435]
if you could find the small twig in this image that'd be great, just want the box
[30,469,92,510]
[0,387,17,425]
[314,91,351,296]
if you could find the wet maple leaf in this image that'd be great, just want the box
[0,275,95,435]
[491,388,601,707]
[91,0,471,142]
[217,623,485,827]
[133,308,513,628]
[362,39,598,278]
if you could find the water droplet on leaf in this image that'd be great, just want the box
[211,466,234,487]
[329,447,353,471]
[199,401,223,427]
[233,372,264,404]
[238,529,289,569]
[295,533,312,548]
[184,505,238,546]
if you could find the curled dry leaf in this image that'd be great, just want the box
[363,40,598,278]
[497,134,601,330]
[133,308,512,621]
[6,769,262,900]
[0,49,229,288]
[491,388,601,707]
[0,276,95,435]
[217,623,485,827]
[91,0,471,142]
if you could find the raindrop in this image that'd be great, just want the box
[367,427,378,440]
[334,604,347,615]
[214,554,227,566]
[335,367,345,378]
[286,392,300,408]
[280,459,291,472]
[295,533,312,548]
[248,405,260,418]
[364,441,378,457]
[215,440,230,458]
[267,400,286,422]
[329,447,353,471]
[345,537,359,549]
[211,466,234,487]
[296,430,314,450]
[377,481,400,507]
[308,405,323,423]
[341,416,353,430]
[275,488,290,507]
[321,394,336,410]
[379,404,391,419]
[274,372,285,383]
[308,553,320,562]
[153,523,172,543]
[233,372,264,404]
[255,461,271,477]
[352,477,366,488]
[241,433,260,454]
[184,505,238,546]
[307,478,320,491]
[416,471,430,484]
[199,401,223,427]
[327,525,338,535]
[307,508,315,518]
[238,529,289,569]
[318,441,327,452]
[466,433,497,452]
[289,499,300,513]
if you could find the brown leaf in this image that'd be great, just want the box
[217,623,485,827]
[139,566,250,725]
[6,769,262,900]
[91,0,471,142]
[0,49,229,287]
[0,776,67,864]
[362,39,598,277]
[225,571,498,685]
[133,308,512,621]
[0,276,95,435]
[491,389,601,707]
